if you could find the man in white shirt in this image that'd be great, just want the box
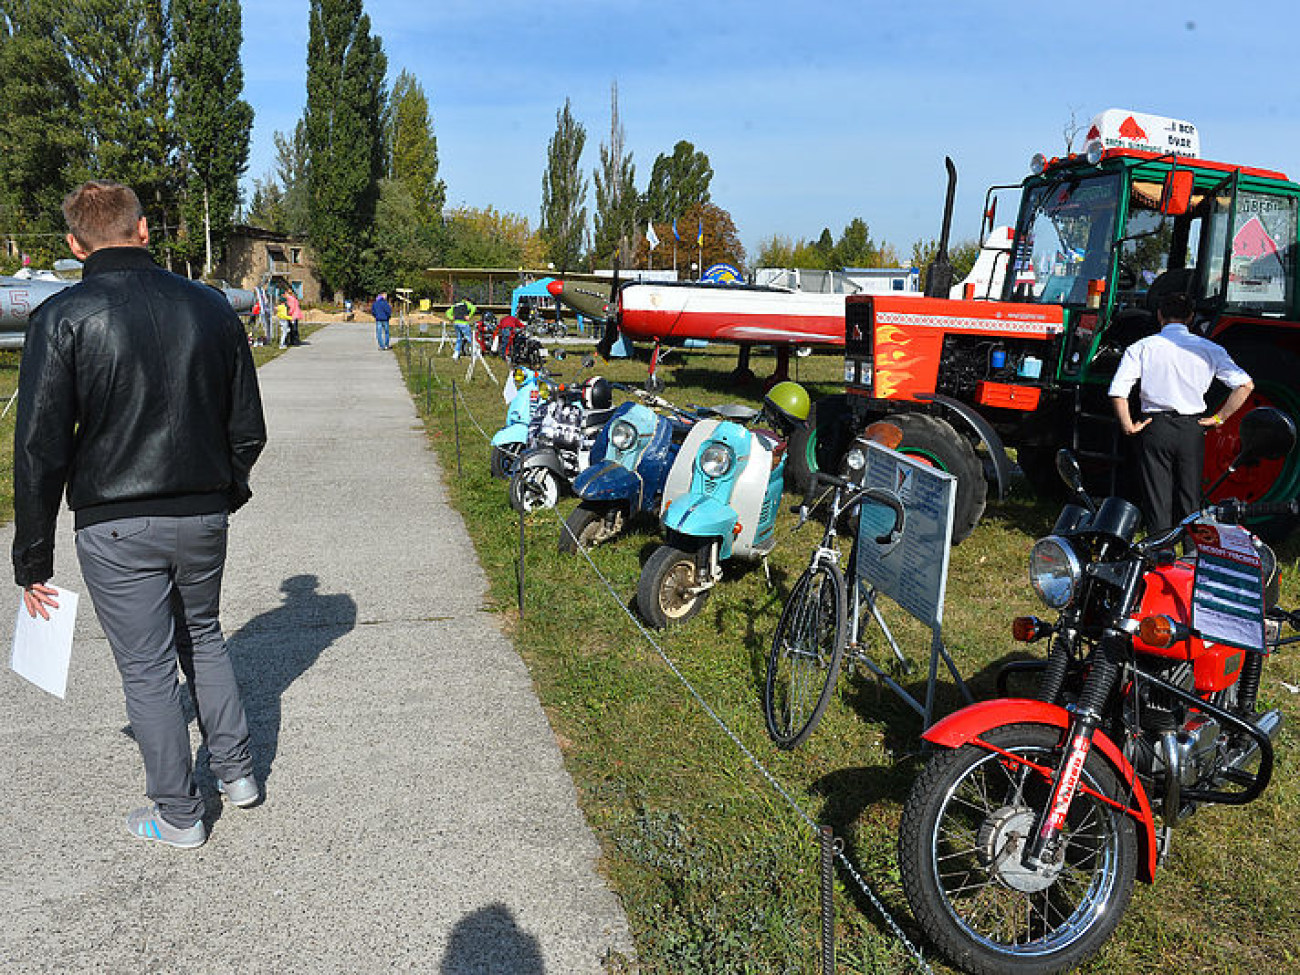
[1109,293,1254,532]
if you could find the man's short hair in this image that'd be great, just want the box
[1158,292,1195,322]
[61,181,144,251]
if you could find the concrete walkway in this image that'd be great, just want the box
[0,322,632,973]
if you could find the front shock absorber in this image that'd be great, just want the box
[1036,626,1076,705]
[1022,648,1122,870]
[1235,650,1264,715]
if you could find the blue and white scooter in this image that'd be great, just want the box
[489,367,542,479]
[557,392,696,553]
[635,382,810,629]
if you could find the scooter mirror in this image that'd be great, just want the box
[1235,406,1296,467]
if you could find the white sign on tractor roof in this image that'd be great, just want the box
[1086,109,1200,158]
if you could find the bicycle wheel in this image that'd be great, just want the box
[764,561,847,749]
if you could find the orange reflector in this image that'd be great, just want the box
[1139,615,1177,648]
[733,522,743,536]
[865,421,904,450]
[1012,617,1040,642]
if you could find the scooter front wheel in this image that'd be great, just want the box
[898,723,1138,975]
[764,561,846,749]
[510,467,561,513]
[558,502,626,554]
[637,544,710,629]
[490,442,524,480]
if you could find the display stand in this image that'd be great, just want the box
[851,442,972,729]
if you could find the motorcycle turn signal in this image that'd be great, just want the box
[1138,614,1190,648]
[1011,616,1052,642]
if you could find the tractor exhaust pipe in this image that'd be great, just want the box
[924,156,958,298]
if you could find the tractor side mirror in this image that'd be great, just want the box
[1159,170,1194,216]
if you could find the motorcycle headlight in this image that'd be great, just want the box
[700,443,735,478]
[609,420,637,450]
[1029,535,1082,609]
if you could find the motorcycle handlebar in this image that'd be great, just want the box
[1212,498,1300,523]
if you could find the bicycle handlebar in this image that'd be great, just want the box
[798,471,907,545]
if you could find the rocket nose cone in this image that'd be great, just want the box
[547,279,564,297]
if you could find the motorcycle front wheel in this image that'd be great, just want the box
[898,723,1137,975]
[763,561,846,749]
[489,442,523,480]
[637,543,710,629]
[509,467,561,513]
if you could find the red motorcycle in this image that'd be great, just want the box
[897,407,1299,975]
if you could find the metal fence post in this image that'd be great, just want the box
[517,507,526,616]
[820,825,836,975]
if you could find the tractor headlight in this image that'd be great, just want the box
[609,420,637,451]
[1029,535,1083,609]
[700,443,735,478]
[843,446,867,473]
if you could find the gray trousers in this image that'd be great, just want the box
[76,513,252,826]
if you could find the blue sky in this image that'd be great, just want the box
[241,0,1300,263]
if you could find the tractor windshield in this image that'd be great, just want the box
[1008,173,1121,305]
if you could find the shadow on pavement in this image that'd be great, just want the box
[441,903,545,974]
[228,573,357,783]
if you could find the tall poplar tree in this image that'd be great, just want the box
[387,69,444,219]
[539,98,587,272]
[0,3,87,264]
[304,0,386,297]
[172,0,253,275]
[592,81,636,267]
[642,140,712,224]
[62,0,177,256]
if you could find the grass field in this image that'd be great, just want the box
[399,337,1300,975]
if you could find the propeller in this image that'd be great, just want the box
[595,239,623,360]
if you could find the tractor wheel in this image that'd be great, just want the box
[787,394,853,495]
[884,412,988,544]
[1206,343,1300,541]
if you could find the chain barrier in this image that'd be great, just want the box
[416,371,933,973]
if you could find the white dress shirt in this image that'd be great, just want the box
[1107,321,1251,415]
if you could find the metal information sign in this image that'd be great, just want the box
[853,441,970,727]
[1189,523,1267,653]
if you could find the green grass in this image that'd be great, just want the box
[397,337,1300,973]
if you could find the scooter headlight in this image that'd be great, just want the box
[700,443,735,478]
[1029,535,1083,609]
[609,420,638,451]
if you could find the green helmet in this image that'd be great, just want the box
[763,381,810,427]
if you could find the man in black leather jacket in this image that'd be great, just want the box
[13,180,267,848]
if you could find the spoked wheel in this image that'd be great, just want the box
[558,502,626,554]
[763,561,846,749]
[509,467,561,513]
[898,724,1137,975]
[637,543,710,629]
[490,442,524,480]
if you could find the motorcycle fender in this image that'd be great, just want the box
[924,698,1158,884]
[662,495,737,561]
[517,448,567,479]
[574,462,642,504]
[491,423,528,448]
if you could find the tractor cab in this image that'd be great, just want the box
[997,109,1300,389]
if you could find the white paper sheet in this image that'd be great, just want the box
[10,588,79,699]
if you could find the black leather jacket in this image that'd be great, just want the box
[12,247,267,586]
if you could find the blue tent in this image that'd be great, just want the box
[509,277,555,318]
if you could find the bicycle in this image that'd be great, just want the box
[763,470,906,750]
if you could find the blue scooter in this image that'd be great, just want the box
[557,392,696,553]
[489,367,545,479]
[635,396,801,629]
